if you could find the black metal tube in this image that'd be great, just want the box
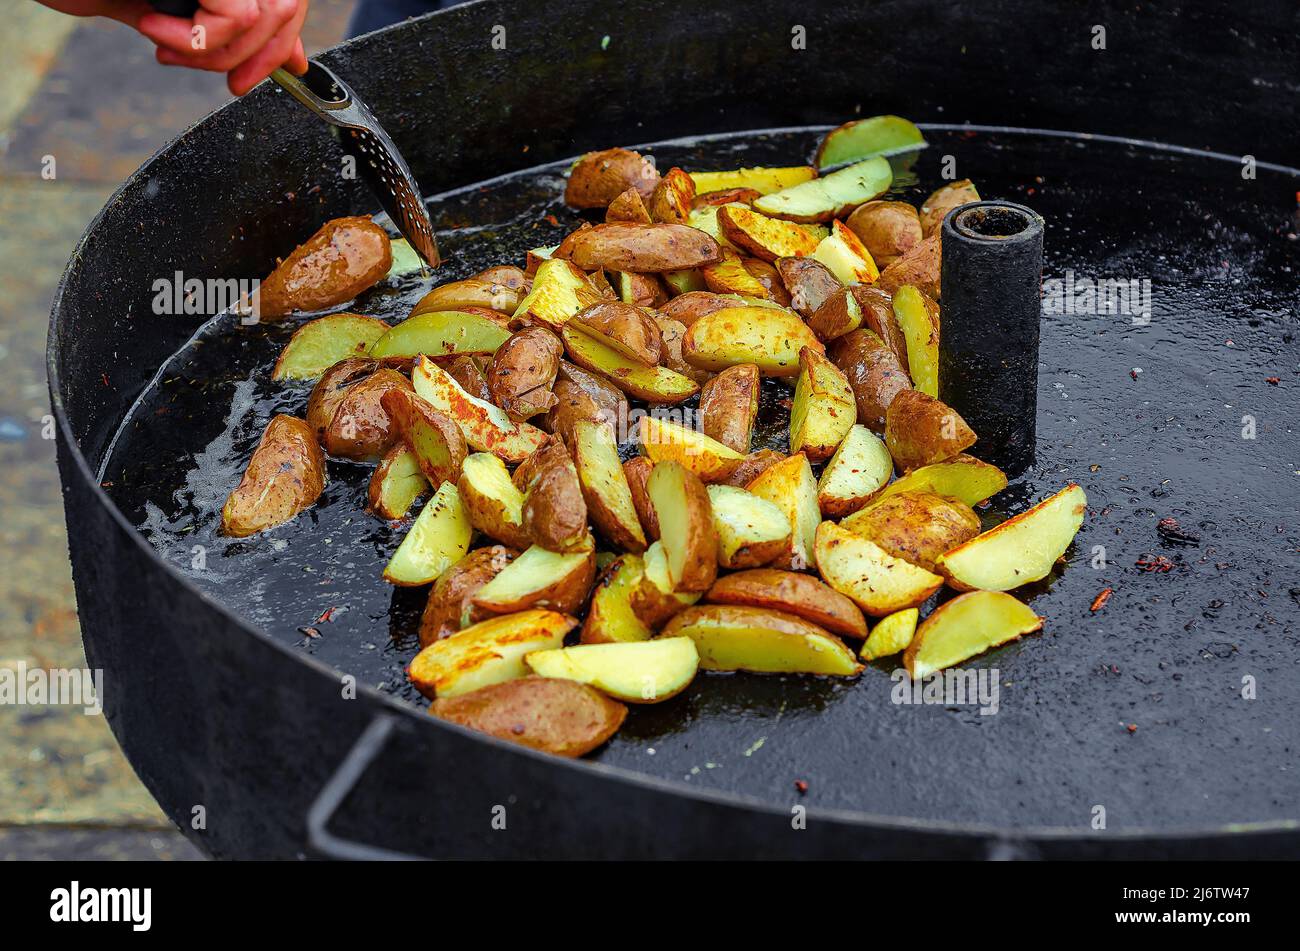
[938,200,1044,476]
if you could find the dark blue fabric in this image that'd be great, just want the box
[346,0,453,38]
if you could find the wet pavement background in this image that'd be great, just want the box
[0,0,355,861]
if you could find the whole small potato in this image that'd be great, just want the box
[258,216,392,319]
[488,327,564,422]
[221,415,325,537]
[420,545,518,646]
[845,201,922,268]
[843,491,980,572]
[919,179,980,237]
[564,148,660,209]
[829,329,912,432]
[518,441,589,551]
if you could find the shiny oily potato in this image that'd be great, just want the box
[812,219,880,285]
[865,453,1007,509]
[408,609,575,699]
[611,271,670,309]
[573,419,647,553]
[639,415,745,483]
[700,251,771,299]
[446,354,493,403]
[306,357,379,443]
[903,591,1042,680]
[652,316,713,387]
[221,414,325,537]
[581,555,652,644]
[744,452,820,571]
[688,166,817,195]
[512,258,605,332]
[564,148,660,208]
[721,448,786,488]
[693,186,763,207]
[717,204,820,261]
[430,678,627,758]
[705,484,792,570]
[892,285,940,396]
[860,607,919,661]
[935,484,1087,592]
[411,277,522,317]
[525,637,700,703]
[556,362,628,428]
[705,568,868,640]
[412,355,549,464]
[606,186,653,223]
[660,605,861,676]
[622,457,659,541]
[919,179,980,237]
[740,258,792,306]
[840,490,981,573]
[368,310,511,360]
[473,264,529,293]
[845,200,922,268]
[775,256,843,319]
[683,305,824,378]
[567,223,723,273]
[560,324,699,404]
[471,538,596,616]
[257,216,392,319]
[753,157,892,224]
[629,540,702,628]
[320,367,412,461]
[648,167,697,224]
[381,387,468,485]
[806,286,864,344]
[829,329,912,432]
[368,443,429,520]
[647,461,718,592]
[271,313,390,381]
[457,452,532,549]
[545,377,611,453]
[884,389,977,472]
[569,302,662,366]
[790,346,857,462]
[419,545,517,645]
[816,424,893,518]
[382,482,473,586]
[875,233,941,300]
[813,521,943,616]
[853,285,911,372]
[699,363,759,453]
[487,327,564,422]
[517,440,589,552]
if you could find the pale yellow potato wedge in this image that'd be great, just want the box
[790,346,856,462]
[745,452,820,570]
[812,220,880,284]
[688,166,817,196]
[412,355,548,464]
[368,443,429,520]
[272,313,390,381]
[860,607,919,661]
[813,520,942,616]
[512,258,605,331]
[903,591,1043,679]
[408,609,575,698]
[639,415,745,483]
[717,204,819,261]
[864,453,1007,509]
[935,484,1087,591]
[383,482,472,586]
[525,637,700,703]
[628,540,702,628]
[705,484,792,570]
[754,157,892,224]
[560,324,699,404]
[816,424,892,518]
[660,605,861,676]
[682,305,824,377]
[574,419,647,553]
[685,203,742,251]
[368,310,510,360]
[457,452,531,549]
[891,285,940,396]
[647,461,717,592]
[581,555,652,644]
[471,538,595,615]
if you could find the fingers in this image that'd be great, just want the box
[138,1,258,56]
[149,0,305,80]
[226,0,310,94]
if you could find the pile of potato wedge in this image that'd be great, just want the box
[221,116,1087,758]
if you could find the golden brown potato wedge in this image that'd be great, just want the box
[648,166,696,224]
[705,568,868,640]
[564,148,660,208]
[720,448,786,488]
[382,482,473,586]
[689,166,817,195]
[740,257,792,306]
[775,256,843,319]
[845,200,922,268]
[622,456,659,541]
[647,461,717,592]
[813,520,942,616]
[526,637,699,703]
[852,285,910,371]
[471,538,596,615]
[573,419,647,553]
[660,605,861,675]
[904,590,1042,679]
[382,387,468,485]
[430,678,626,758]
[704,485,791,569]
[568,223,723,273]
[717,204,820,261]
[892,284,941,397]
[611,270,670,309]
[221,415,325,537]
[815,424,892,518]
[683,305,823,377]
[368,443,429,520]
[699,363,759,453]
[581,555,652,644]
[511,258,605,332]
[806,285,864,344]
[876,233,941,299]
[860,607,919,661]
[516,440,589,552]
[412,355,549,464]
[919,179,980,237]
[812,219,880,285]
[408,609,575,698]
[272,313,390,381]
[884,389,977,472]
[841,490,981,573]
[829,328,912,432]
[639,415,745,483]
[457,452,532,549]
[368,310,511,360]
[258,216,392,319]
[560,324,699,404]
[790,346,856,462]
[411,278,522,317]
[935,484,1087,591]
[305,358,376,443]
[700,251,771,299]
[744,452,820,570]
[419,545,517,645]
[605,186,653,224]
[318,367,412,461]
[865,453,1007,509]
[487,326,564,422]
[569,302,662,366]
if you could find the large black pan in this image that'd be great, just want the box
[48,0,1300,858]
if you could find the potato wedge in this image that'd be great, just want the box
[705,568,868,639]
[581,555,652,644]
[487,326,564,421]
[814,116,926,170]
[629,540,701,627]
[382,387,468,485]
[693,186,762,207]
[699,363,759,453]
[524,245,557,275]
[411,278,522,317]
[853,285,911,371]
[935,484,1087,591]
[812,220,880,285]
[741,257,792,306]
[721,448,787,488]
[429,678,626,758]
[652,316,712,387]
[221,415,325,537]
[560,324,699,403]
[317,367,412,462]
[549,362,627,436]
[606,186,653,224]
[841,490,981,572]
[611,270,670,309]
[305,357,375,441]
[892,285,940,396]
[816,424,892,518]
[700,251,771,299]
[660,268,708,296]
[446,354,494,403]
[813,520,943,616]
[866,453,1007,509]
[876,233,941,300]
[775,256,843,319]
[471,539,596,615]
[574,419,647,553]
[682,305,823,378]
[569,302,662,366]
[408,609,575,698]
[648,167,696,224]
[568,223,723,273]
[829,329,911,431]
[383,482,473,586]
[744,452,820,570]
[717,204,819,261]
[647,461,718,592]
[369,443,430,520]
[419,545,517,645]
[511,258,605,332]
[685,203,741,251]
[806,285,864,343]
[860,607,919,661]
[884,389,977,472]
[688,166,817,195]
[904,591,1043,679]
[526,637,699,703]
[622,456,659,541]
[661,605,861,676]
[754,157,892,224]
[790,346,856,462]
[564,148,660,208]
[257,216,392,319]
[368,310,510,360]
[705,484,791,570]
[457,452,531,549]
[844,200,922,269]
[919,179,980,237]
[412,355,548,464]
[639,415,745,483]
[272,314,390,381]
[517,440,589,552]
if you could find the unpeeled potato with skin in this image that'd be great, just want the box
[258,216,392,319]
[567,224,723,273]
[876,233,941,300]
[884,389,977,472]
[306,357,379,443]
[919,179,980,237]
[841,491,981,572]
[419,545,517,646]
[518,440,589,551]
[829,329,912,431]
[221,415,325,537]
[852,285,910,372]
[845,201,922,268]
[487,327,564,422]
[565,148,660,209]
[318,367,413,461]
[699,364,760,453]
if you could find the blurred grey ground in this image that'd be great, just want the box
[0,0,354,861]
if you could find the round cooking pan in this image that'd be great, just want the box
[48,0,1300,858]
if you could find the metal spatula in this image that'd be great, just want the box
[147,0,439,267]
